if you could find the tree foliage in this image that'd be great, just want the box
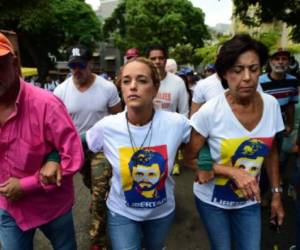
[103,0,210,55]
[233,0,300,41]
[169,44,194,65]
[0,0,102,80]
[254,31,281,51]
[193,33,232,66]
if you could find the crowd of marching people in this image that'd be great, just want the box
[1,30,300,250]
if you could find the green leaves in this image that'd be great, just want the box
[233,0,300,42]
[103,0,210,55]
[0,0,102,80]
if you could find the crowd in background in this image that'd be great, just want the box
[2,30,300,250]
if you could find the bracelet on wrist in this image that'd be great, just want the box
[270,187,283,193]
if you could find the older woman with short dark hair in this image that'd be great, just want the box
[186,34,285,250]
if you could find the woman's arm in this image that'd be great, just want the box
[184,128,214,183]
[264,137,285,226]
[40,133,88,186]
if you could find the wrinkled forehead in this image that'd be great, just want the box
[271,53,290,61]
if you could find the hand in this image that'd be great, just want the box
[292,144,299,153]
[270,193,285,226]
[0,177,24,201]
[40,161,62,186]
[230,168,260,202]
[195,170,214,184]
[284,126,293,136]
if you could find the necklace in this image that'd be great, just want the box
[126,111,154,154]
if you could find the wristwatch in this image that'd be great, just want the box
[271,187,283,193]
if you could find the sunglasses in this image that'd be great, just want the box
[68,62,87,70]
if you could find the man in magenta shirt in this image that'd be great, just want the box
[0,33,83,249]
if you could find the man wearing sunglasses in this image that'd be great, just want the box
[54,44,122,250]
[54,44,122,136]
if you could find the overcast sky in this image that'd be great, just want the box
[85,0,233,27]
[190,0,232,26]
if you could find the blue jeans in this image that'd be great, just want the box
[195,197,261,250]
[0,209,76,250]
[107,209,175,250]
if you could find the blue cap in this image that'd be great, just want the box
[178,67,193,76]
[206,64,215,71]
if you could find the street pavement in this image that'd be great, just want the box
[31,168,296,250]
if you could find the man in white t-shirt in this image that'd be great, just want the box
[54,44,122,250]
[147,45,189,174]
[54,45,122,133]
[190,73,222,116]
[147,45,189,117]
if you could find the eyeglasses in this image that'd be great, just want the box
[68,62,87,70]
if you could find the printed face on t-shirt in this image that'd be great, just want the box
[213,138,269,204]
[120,146,168,208]
[234,156,262,176]
[132,163,161,197]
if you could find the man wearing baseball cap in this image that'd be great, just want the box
[0,32,83,249]
[54,44,122,133]
[54,44,122,250]
[260,48,298,137]
[259,48,298,198]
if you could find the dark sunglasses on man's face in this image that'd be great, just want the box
[68,62,87,70]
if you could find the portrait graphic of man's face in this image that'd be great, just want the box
[132,163,161,192]
[128,150,166,199]
[230,139,269,199]
[234,156,263,177]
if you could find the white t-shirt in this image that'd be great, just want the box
[191,92,284,209]
[154,72,189,116]
[86,110,191,221]
[54,75,120,133]
[192,73,263,104]
[192,73,223,104]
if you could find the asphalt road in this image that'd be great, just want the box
[29,168,297,249]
